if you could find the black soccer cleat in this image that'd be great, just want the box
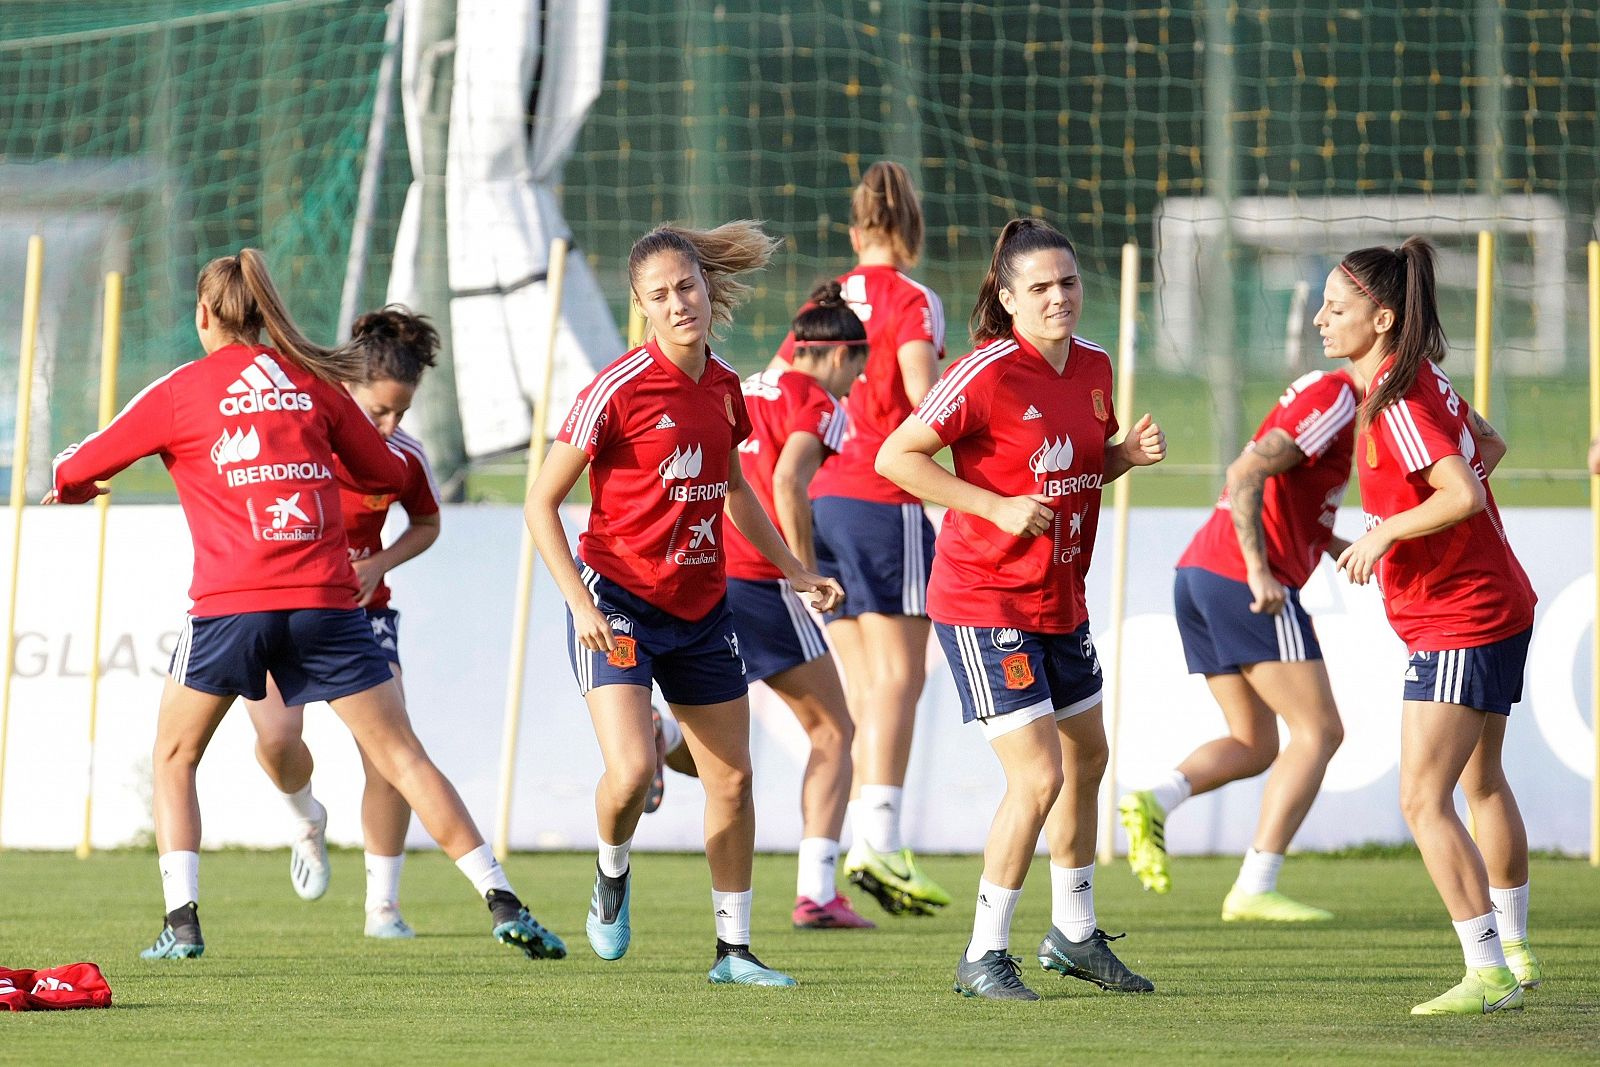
[141,902,205,959]
[1037,927,1154,992]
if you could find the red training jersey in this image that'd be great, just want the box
[725,369,846,581]
[917,332,1119,633]
[52,344,408,616]
[1178,368,1357,588]
[776,264,944,505]
[337,427,440,612]
[557,340,752,621]
[1355,358,1535,652]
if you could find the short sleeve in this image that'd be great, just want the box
[557,373,622,458]
[1379,394,1460,474]
[727,383,752,448]
[1266,373,1357,462]
[788,382,846,455]
[394,438,441,519]
[893,286,945,358]
[914,355,990,445]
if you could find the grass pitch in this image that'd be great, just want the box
[3,849,1596,1064]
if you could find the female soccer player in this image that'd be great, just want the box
[1326,237,1539,1016]
[49,251,564,962]
[878,218,1166,1000]
[525,222,844,986]
[727,282,873,930]
[772,161,951,916]
[1119,367,1356,921]
[242,306,443,938]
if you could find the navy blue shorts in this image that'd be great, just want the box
[934,620,1103,727]
[366,608,402,666]
[812,497,933,622]
[1403,627,1531,716]
[1173,566,1322,676]
[569,561,748,706]
[170,608,395,705]
[726,578,830,683]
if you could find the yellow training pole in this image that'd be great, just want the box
[1589,239,1599,868]
[1474,230,1495,419]
[78,271,122,860]
[494,236,570,860]
[0,235,44,850]
[1098,242,1140,864]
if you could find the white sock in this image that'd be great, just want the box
[965,879,1022,961]
[159,850,200,912]
[598,836,632,878]
[1148,770,1192,815]
[1051,862,1097,941]
[796,838,839,905]
[1490,882,1529,944]
[282,782,324,826]
[713,889,753,946]
[454,843,512,897]
[855,784,903,853]
[364,852,405,911]
[1454,911,1508,970]
[1234,848,1284,895]
[659,712,684,755]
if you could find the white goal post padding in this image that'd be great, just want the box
[1153,195,1568,376]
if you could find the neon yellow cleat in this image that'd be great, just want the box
[1502,938,1543,990]
[1221,887,1334,923]
[1117,791,1171,894]
[1410,966,1523,1016]
[843,843,951,915]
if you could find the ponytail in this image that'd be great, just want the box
[1343,236,1448,423]
[969,218,1078,344]
[349,304,440,385]
[197,249,365,383]
[789,280,867,357]
[850,160,924,267]
[627,221,781,340]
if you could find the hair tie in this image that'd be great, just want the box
[1339,263,1388,312]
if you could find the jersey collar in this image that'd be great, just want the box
[1011,329,1074,375]
[645,338,718,385]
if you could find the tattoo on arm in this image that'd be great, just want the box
[1470,410,1499,440]
[1227,430,1305,571]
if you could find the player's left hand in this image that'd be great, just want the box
[789,570,844,614]
[1335,529,1392,586]
[1123,413,1166,467]
[352,557,386,607]
[40,485,107,505]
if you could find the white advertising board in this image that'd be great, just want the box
[0,505,1592,856]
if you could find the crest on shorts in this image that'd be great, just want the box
[724,394,736,426]
[607,636,638,669]
[1001,653,1035,690]
[1365,433,1378,468]
[362,493,390,511]
[1091,389,1108,422]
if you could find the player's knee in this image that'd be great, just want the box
[1073,735,1109,781]
[1398,779,1451,828]
[805,710,853,758]
[706,764,754,813]
[253,732,300,770]
[1015,765,1064,817]
[609,759,655,807]
[153,734,205,770]
[1238,732,1279,773]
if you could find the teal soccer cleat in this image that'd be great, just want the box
[141,902,204,960]
[487,889,567,960]
[586,866,632,960]
[708,942,798,987]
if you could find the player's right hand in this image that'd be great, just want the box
[989,494,1054,538]
[572,601,617,653]
[1246,568,1286,615]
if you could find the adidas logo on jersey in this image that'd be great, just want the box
[1022,404,1043,421]
[210,425,261,472]
[219,354,313,415]
[654,413,677,430]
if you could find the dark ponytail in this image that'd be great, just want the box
[789,280,867,358]
[349,304,440,385]
[969,218,1078,344]
[1343,236,1448,423]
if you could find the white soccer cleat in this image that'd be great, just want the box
[365,902,416,939]
[290,807,331,901]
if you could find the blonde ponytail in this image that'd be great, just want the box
[850,160,924,267]
[197,249,365,383]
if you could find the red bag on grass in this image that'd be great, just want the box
[0,963,113,1010]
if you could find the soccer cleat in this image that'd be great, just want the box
[645,708,667,814]
[791,894,876,930]
[1220,887,1334,923]
[486,888,567,960]
[708,941,798,987]
[140,902,204,960]
[364,902,416,939]
[1118,790,1171,894]
[1503,939,1543,990]
[1037,927,1155,993]
[585,866,632,960]
[954,949,1040,1001]
[1410,966,1523,1015]
[289,807,331,902]
[843,843,951,916]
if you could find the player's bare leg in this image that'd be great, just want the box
[355,665,416,937]
[243,680,328,902]
[1459,713,1539,987]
